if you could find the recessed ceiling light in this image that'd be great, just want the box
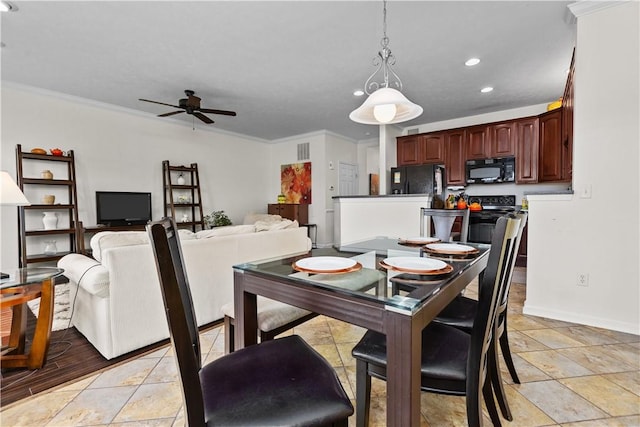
[0,1,18,12]
[465,58,480,67]
[480,87,494,93]
[353,90,365,97]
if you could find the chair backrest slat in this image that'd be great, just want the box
[467,214,521,389]
[148,218,206,426]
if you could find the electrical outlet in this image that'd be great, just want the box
[577,273,589,287]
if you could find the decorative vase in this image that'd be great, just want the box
[43,240,57,255]
[177,173,186,185]
[42,212,58,230]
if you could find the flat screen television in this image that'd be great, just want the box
[96,191,152,226]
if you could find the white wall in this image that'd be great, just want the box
[269,131,359,247]
[524,2,639,334]
[1,84,271,270]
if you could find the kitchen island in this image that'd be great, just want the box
[333,194,432,246]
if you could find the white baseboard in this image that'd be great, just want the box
[523,304,640,335]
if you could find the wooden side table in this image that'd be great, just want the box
[1,267,64,369]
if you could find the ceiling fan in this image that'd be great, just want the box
[139,90,236,124]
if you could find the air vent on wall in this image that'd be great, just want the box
[407,128,420,135]
[297,142,310,161]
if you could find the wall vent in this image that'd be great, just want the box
[407,128,420,135]
[297,142,310,161]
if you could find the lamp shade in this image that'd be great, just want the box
[349,87,423,125]
[0,171,30,205]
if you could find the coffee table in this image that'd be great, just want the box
[233,239,490,426]
[1,267,64,369]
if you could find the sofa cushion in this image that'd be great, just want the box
[255,219,298,232]
[178,229,198,240]
[90,231,149,262]
[221,297,312,331]
[243,213,282,225]
[196,224,256,239]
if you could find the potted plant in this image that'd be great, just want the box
[204,210,232,228]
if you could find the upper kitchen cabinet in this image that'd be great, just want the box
[397,134,446,166]
[467,123,516,160]
[539,109,566,182]
[561,51,575,182]
[445,129,466,185]
[490,122,516,157]
[465,125,490,160]
[397,135,422,165]
[422,133,446,164]
[515,117,540,183]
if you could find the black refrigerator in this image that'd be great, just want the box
[390,164,445,195]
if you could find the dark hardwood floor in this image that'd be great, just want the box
[1,309,221,407]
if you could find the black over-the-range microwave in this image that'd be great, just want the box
[466,157,515,184]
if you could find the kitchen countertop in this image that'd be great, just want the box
[524,189,574,196]
[332,194,432,199]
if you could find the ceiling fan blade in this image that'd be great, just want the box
[193,112,214,124]
[199,108,237,116]
[139,98,181,109]
[158,110,184,117]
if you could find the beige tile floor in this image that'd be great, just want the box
[1,278,639,427]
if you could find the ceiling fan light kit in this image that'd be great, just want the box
[350,0,422,125]
[139,89,236,125]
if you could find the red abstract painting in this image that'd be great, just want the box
[281,162,312,204]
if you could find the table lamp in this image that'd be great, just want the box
[1,171,30,278]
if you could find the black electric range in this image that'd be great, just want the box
[467,195,517,243]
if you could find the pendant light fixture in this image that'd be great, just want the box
[349,0,423,125]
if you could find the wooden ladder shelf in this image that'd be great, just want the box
[162,161,205,232]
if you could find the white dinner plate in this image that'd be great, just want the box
[425,243,477,254]
[399,236,440,245]
[294,256,357,273]
[381,257,448,272]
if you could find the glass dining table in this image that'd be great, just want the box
[233,237,490,427]
[1,267,64,370]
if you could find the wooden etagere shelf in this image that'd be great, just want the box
[16,144,83,268]
[162,161,205,232]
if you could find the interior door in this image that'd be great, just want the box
[338,162,358,196]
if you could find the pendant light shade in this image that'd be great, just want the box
[349,0,423,125]
[349,87,423,125]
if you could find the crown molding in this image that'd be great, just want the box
[1,81,271,144]
[568,1,628,20]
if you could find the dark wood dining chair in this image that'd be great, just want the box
[351,214,522,427]
[432,212,528,420]
[147,218,353,427]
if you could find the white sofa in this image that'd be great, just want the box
[58,219,311,359]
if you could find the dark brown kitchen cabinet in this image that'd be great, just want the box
[561,51,575,182]
[490,122,516,157]
[397,134,445,166]
[445,129,466,185]
[515,117,540,183]
[466,125,490,160]
[422,133,446,164]
[397,135,422,165]
[539,109,565,182]
[467,123,515,160]
[267,203,308,225]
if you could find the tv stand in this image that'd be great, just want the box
[84,224,147,232]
